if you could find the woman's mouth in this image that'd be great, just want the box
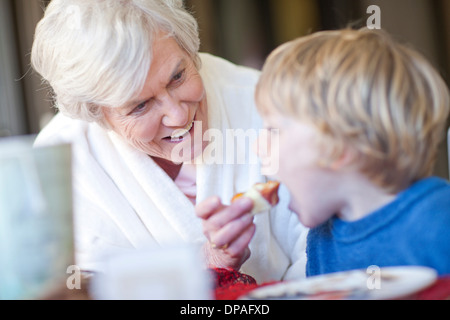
[164,118,195,143]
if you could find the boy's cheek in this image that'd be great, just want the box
[255,130,280,177]
[261,152,280,177]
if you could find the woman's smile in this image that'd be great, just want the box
[165,115,196,143]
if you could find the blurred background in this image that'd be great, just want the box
[1,0,449,178]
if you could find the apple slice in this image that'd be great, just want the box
[232,181,280,215]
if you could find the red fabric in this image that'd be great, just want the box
[415,277,450,300]
[211,267,257,287]
[210,268,263,300]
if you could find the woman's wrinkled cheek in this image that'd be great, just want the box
[108,114,145,149]
[121,118,138,141]
[122,120,155,152]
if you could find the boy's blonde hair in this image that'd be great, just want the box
[256,28,450,192]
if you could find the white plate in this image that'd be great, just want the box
[243,266,437,300]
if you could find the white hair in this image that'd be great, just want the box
[31,0,201,125]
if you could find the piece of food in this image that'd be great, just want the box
[231,181,280,215]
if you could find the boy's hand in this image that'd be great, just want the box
[196,196,256,271]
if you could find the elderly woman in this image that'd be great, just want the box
[32,0,306,283]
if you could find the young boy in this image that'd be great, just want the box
[255,28,450,276]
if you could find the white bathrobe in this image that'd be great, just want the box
[34,53,307,283]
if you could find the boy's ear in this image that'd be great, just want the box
[329,147,357,171]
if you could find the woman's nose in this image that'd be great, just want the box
[160,95,189,127]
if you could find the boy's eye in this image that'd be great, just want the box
[266,127,280,137]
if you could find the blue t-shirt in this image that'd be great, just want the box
[306,177,450,277]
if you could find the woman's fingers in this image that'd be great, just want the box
[205,197,253,231]
[195,196,222,220]
[196,195,256,270]
[209,213,254,249]
[220,223,256,258]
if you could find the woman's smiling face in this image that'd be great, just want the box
[102,33,209,162]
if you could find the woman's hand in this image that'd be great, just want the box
[196,196,256,271]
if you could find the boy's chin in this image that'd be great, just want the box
[289,201,324,228]
[288,198,302,215]
[288,201,307,225]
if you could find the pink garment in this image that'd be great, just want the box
[174,163,197,204]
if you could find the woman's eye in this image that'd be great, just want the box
[129,101,148,115]
[137,102,146,110]
[171,69,185,83]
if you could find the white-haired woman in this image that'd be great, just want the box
[32,0,307,283]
